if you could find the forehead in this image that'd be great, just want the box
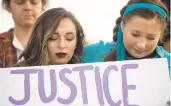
[126,16,159,25]
[55,18,76,32]
[124,16,162,31]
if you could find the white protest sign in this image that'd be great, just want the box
[0,58,170,106]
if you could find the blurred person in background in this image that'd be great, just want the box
[0,0,48,67]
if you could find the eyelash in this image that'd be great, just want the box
[132,33,140,37]
[66,38,74,41]
[16,1,24,4]
[48,37,57,40]
[132,34,156,40]
[48,37,74,41]
[31,1,39,4]
[147,37,155,40]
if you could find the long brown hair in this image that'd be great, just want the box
[17,7,85,66]
[104,0,168,61]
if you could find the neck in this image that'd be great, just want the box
[14,25,32,48]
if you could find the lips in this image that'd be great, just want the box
[55,53,67,58]
[135,50,143,54]
[134,48,145,54]
[22,14,33,19]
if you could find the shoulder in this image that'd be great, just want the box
[0,29,14,49]
[82,40,115,63]
[156,46,170,59]
[0,28,14,49]
[0,28,13,39]
[84,40,115,51]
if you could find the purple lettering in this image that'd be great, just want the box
[57,68,77,104]
[121,64,139,106]
[9,69,38,105]
[72,65,94,105]
[94,66,104,105]
[38,69,57,103]
[103,65,121,106]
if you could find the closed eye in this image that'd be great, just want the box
[31,0,40,4]
[49,34,58,40]
[65,35,75,41]
[146,36,156,40]
[65,32,76,41]
[49,37,57,40]
[66,37,74,41]
[146,34,157,40]
[15,0,24,4]
[132,33,140,37]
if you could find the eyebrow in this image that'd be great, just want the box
[53,32,75,35]
[131,30,140,33]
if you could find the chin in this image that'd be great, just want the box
[133,54,146,59]
[21,23,33,27]
[53,61,69,65]
[23,21,35,26]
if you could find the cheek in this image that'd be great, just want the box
[68,40,77,52]
[32,4,44,17]
[123,34,136,49]
[47,42,54,53]
[11,9,20,18]
[34,9,42,18]
[146,40,159,50]
[35,6,43,14]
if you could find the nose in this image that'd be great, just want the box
[23,1,32,10]
[58,39,66,49]
[136,40,146,50]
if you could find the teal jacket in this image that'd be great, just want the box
[82,40,170,78]
[82,40,114,63]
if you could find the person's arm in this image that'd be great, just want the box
[82,40,114,63]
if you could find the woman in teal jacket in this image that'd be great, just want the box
[82,0,170,77]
